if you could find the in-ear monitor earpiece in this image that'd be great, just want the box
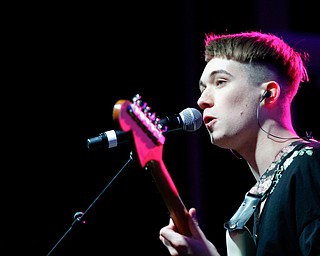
[261,90,271,102]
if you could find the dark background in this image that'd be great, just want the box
[4,0,319,255]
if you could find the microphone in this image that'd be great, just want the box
[87,107,203,149]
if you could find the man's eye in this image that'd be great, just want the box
[216,80,226,86]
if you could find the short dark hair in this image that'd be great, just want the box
[204,31,309,96]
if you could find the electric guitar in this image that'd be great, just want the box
[113,94,256,255]
[226,226,256,256]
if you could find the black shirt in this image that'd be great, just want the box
[255,141,320,256]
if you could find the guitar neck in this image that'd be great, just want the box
[145,160,191,237]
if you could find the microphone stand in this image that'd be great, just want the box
[47,151,134,256]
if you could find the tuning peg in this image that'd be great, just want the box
[132,94,143,107]
[143,105,151,113]
[160,125,168,133]
[132,94,141,103]
[154,117,167,132]
[148,112,156,121]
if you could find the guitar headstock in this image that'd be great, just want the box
[113,94,166,167]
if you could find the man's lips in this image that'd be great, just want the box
[203,115,217,130]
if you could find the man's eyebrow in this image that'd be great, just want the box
[199,69,233,87]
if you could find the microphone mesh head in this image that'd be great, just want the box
[180,108,203,132]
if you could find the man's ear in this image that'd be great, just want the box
[261,81,280,104]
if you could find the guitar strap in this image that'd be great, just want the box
[224,192,262,233]
[224,140,310,242]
